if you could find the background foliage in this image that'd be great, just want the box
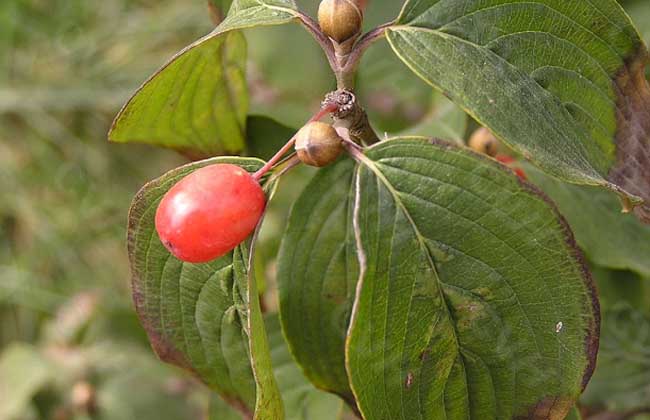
[0,0,648,419]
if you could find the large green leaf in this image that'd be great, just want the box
[127,156,279,417]
[277,158,359,405]
[524,163,650,277]
[109,0,298,158]
[386,0,650,223]
[346,139,599,419]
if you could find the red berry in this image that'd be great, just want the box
[513,167,528,181]
[495,154,515,165]
[155,164,266,263]
[495,154,528,180]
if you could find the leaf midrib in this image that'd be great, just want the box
[370,149,556,363]
[351,153,470,418]
[385,26,608,183]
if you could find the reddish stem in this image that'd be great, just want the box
[252,136,298,182]
[252,103,338,181]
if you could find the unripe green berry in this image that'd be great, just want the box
[318,0,363,44]
[295,122,344,167]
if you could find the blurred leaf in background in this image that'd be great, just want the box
[0,343,54,419]
[0,0,215,418]
[581,268,650,419]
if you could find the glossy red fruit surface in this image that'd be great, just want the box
[155,164,266,263]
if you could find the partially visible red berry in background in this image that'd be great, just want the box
[495,154,515,165]
[513,167,528,181]
[496,154,527,180]
[155,164,266,263]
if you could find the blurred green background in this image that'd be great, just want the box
[0,1,649,419]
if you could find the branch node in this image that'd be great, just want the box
[322,89,379,145]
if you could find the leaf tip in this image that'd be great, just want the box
[609,45,650,224]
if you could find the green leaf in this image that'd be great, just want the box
[277,158,359,404]
[245,115,295,161]
[266,314,344,420]
[386,0,650,222]
[0,343,54,420]
[246,223,284,420]
[127,156,278,417]
[581,304,650,414]
[109,0,299,158]
[109,31,248,159]
[220,0,298,33]
[346,138,599,419]
[524,163,650,277]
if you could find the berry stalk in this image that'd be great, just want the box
[252,103,338,181]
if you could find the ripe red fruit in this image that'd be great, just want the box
[155,164,266,263]
[513,167,528,181]
[495,154,515,165]
[495,154,527,180]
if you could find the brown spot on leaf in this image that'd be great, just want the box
[427,137,601,391]
[515,396,574,420]
[610,46,650,223]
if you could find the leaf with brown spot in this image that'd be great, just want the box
[385,0,650,223]
[345,138,600,419]
[610,48,650,222]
